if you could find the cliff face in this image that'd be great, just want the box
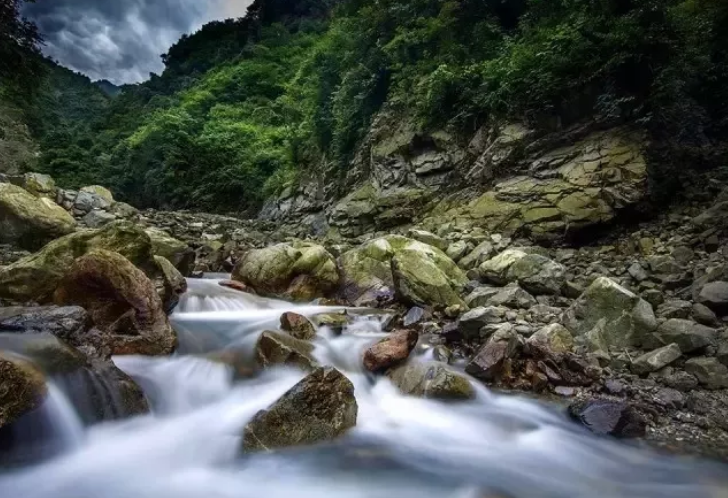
[260,108,649,243]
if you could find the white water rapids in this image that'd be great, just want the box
[1,278,727,497]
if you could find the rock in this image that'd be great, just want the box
[73,191,111,215]
[656,300,693,319]
[0,183,76,250]
[0,221,155,303]
[692,303,720,327]
[153,255,187,312]
[15,172,56,198]
[487,285,537,309]
[79,185,114,203]
[627,263,648,282]
[219,280,254,293]
[641,289,664,308]
[563,277,656,349]
[0,352,47,429]
[653,387,685,410]
[685,357,728,389]
[697,281,728,315]
[242,367,357,451]
[465,325,520,381]
[660,370,698,392]
[280,312,316,341]
[403,306,426,327]
[255,330,317,371]
[0,306,90,341]
[363,329,418,372]
[671,246,694,265]
[391,245,467,308]
[446,241,470,262]
[506,254,565,295]
[526,324,574,354]
[479,249,527,285]
[110,202,139,219]
[646,255,682,275]
[53,250,176,357]
[646,319,717,353]
[464,286,502,308]
[145,228,194,275]
[630,343,682,375]
[407,229,447,251]
[0,332,87,375]
[458,241,495,271]
[387,361,475,400]
[568,400,646,438]
[82,209,116,228]
[458,306,507,339]
[233,243,339,302]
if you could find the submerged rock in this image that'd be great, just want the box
[0,221,154,303]
[54,250,176,357]
[387,361,475,400]
[363,329,418,372]
[242,367,357,452]
[568,400,646,438]
[0,352,47,429]
[255,330,317,371]
[0,183,76,250]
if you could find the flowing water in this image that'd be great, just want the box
[1,278,728,497]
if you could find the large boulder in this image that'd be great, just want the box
[53,250,176,357]
[0,352,47,429]
[563,277,657,349]
[363,329,418,372]
[340,235,466,308]
[242,367,357,451]
[387,361,475,400]
[0,221,154,303]
[0,183,76,250]
[13,172,56,198]
[232,243,339,302]
[145,228,194,275]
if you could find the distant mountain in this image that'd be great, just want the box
[95,80,122,97]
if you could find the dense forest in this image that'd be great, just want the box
[2,0,728,214]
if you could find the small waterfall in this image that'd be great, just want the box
[1,278,728,497]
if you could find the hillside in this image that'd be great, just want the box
[4,0,728,223]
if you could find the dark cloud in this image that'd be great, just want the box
[23,0,253,85]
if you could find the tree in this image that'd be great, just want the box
[0,0,44,96]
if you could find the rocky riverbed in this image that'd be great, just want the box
[4,169,728,464]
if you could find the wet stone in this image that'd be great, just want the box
[568,400,646,438]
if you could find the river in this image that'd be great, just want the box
[1,278,727,497]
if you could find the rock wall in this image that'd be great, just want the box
[259,108,649,242]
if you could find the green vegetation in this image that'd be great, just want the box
[3,0,727,213]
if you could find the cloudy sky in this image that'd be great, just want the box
[22,0,253,85]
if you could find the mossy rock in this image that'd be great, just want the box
[0,183,76,250]
[0,221,154,303]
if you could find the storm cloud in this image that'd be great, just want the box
[23,0,254,85]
